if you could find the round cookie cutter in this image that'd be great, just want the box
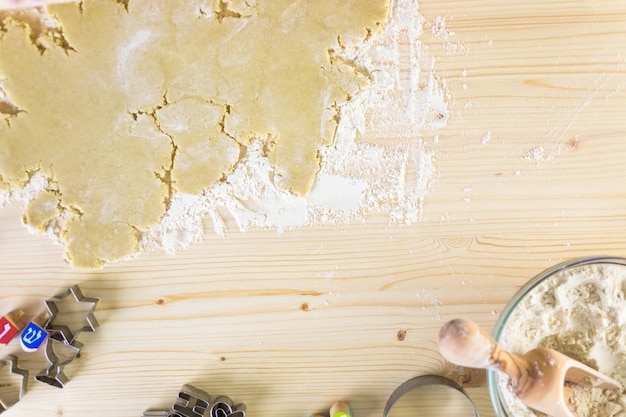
[384,375,480,417]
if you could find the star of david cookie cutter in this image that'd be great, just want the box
[34,338,82,389]
[44,284,99,345]
[0,355,28,413]
[143,384,246,417]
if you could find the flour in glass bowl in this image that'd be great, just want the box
[497,263,626,417]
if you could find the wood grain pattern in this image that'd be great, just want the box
[2,0,626,416]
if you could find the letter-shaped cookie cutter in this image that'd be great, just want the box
[35,338,82,389]
[44,284,99,345]
[0,355,28,413]
[209,395,246,417]
[143,384,246,417]
[171,384,211,417]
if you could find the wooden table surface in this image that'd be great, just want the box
[2,1,626,416]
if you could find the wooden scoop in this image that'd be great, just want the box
[438,318,622,417]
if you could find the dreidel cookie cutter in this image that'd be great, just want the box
[0,310,26,345]
[20,311,51,352]
[44,284,99,345]
[35,338,82,389]
[0,355,28,413]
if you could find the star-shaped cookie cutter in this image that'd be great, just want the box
[34,338,82,389]
[0,354,28,412]
[44,284,99,345]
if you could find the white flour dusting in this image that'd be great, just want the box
[0,173,48,206]
[522,145,547,162]
[1,0,449,259]
[429,14,466,55]
[432,16,454,39]
[481,130,491,144]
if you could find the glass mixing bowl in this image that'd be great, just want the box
[486,256,626,417]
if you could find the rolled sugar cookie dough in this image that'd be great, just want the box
[0,0,389,267]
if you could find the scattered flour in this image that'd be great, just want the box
[1,0,449,259]
[498,262,626,417]
[522,145,547,162]
[432,16,454,39]
[0,172,48,206]
[430,14,466,54]
[481,130,491,144]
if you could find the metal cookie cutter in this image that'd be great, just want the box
[209,396,246,417]
[171,385,246,417]
[143,384,246,417]
[383,375,480,417]
[44,284,99,345]
[171,384,211,417]
[35,338,82,389]
[0,355,28,413]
